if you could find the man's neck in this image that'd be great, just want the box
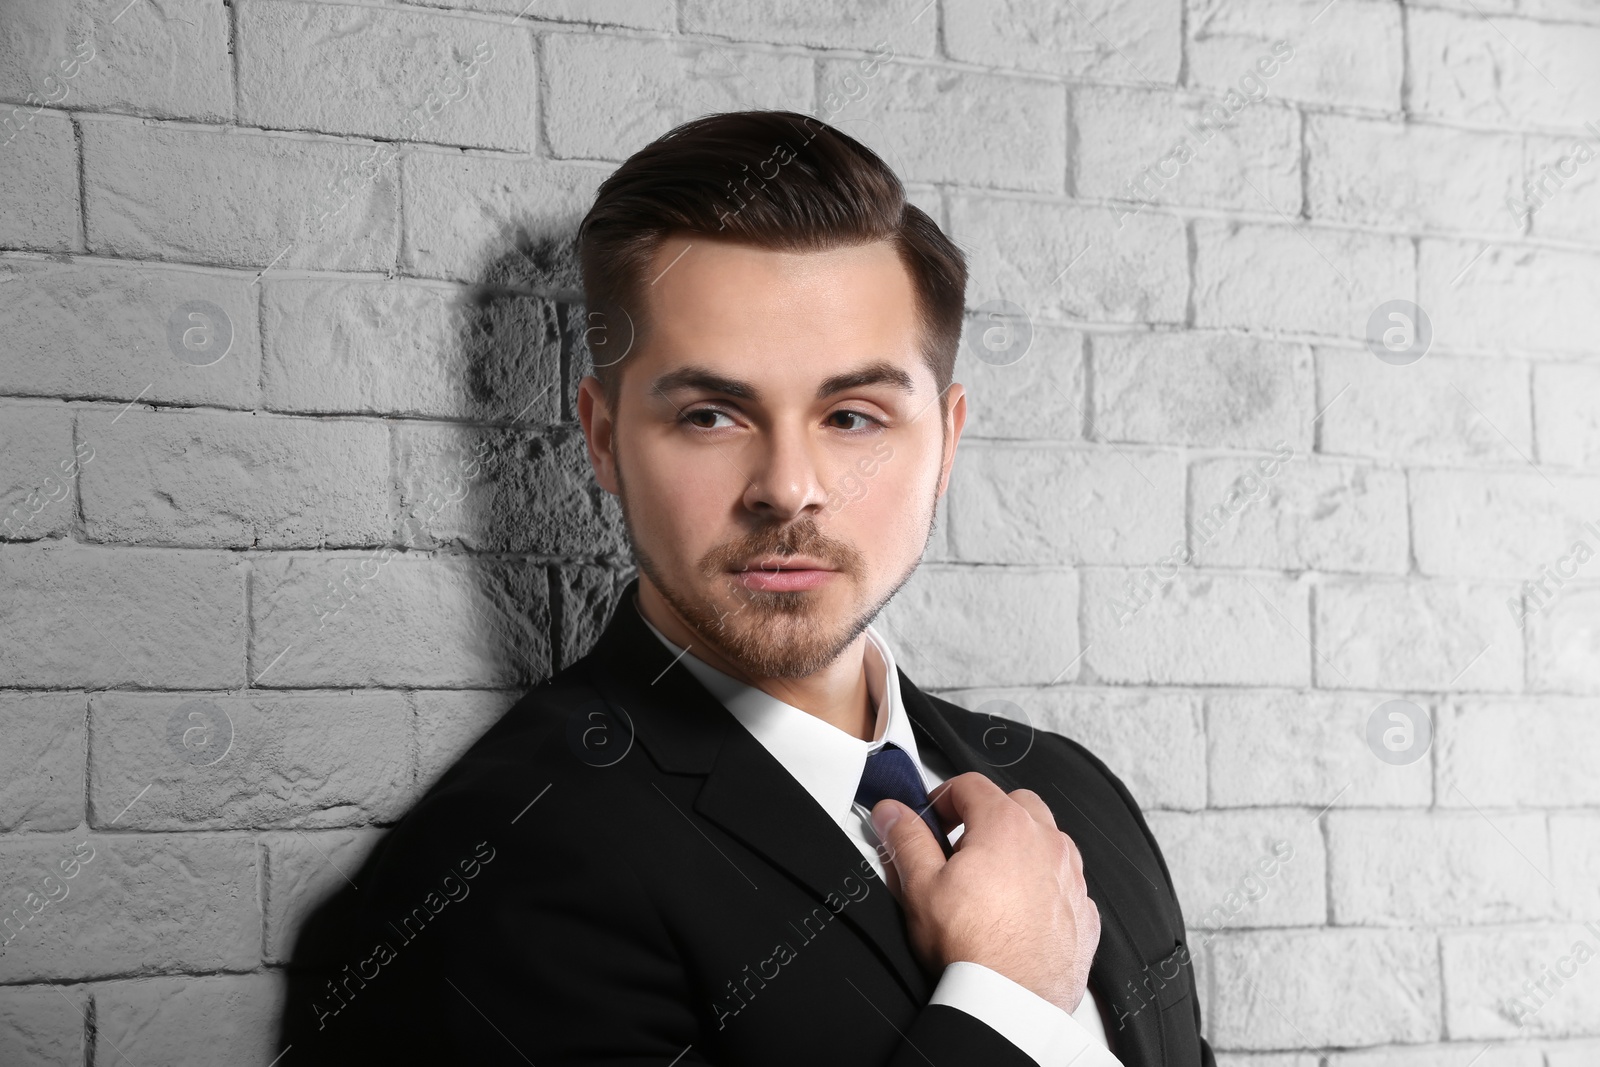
[635,580,877,742]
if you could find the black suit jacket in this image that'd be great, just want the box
[278,579,1215,1066]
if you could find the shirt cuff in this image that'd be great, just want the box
[928,961,1122,1066]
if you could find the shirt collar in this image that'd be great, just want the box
[633,595,932,829]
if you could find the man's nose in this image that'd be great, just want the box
[741,424,831,519]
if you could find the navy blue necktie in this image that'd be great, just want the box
[856,742,953,858]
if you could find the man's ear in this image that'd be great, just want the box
[575,375,620,495]
[935,383,967,499]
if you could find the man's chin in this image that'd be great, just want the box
[697,584,858,678]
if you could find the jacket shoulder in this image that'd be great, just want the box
[918,690,1182,903]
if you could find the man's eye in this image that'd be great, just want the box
[830,410,883,432]
[681,408,734,430]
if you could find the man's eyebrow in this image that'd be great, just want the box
[649,360,917,403]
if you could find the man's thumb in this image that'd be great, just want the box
[871,799,943,887]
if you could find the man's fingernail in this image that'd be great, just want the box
[872,807,899,837]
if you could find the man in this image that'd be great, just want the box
[278,109,1212,1066]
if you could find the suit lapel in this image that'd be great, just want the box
[900,677,1166,1065]
[580,582,1165,1063]
[581,581,935,1003]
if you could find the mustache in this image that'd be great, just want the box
[704,520,862,574]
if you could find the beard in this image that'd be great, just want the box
[614,460,939,681]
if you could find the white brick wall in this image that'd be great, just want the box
[1,0,1596,1061]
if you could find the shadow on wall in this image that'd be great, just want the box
[273,221,638,1060]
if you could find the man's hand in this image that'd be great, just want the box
[871,772,1100,1015]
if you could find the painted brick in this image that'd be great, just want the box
[0,112,78,252]
[89,691,412,830]
[1527,585,1600,694]
[946,0,1181,82]
[1551,813,1600,920]
[0,543,245,689]
[1519,130,1600,244]
[1091,331,1313,450]
[542,33,812,160]
[261,279,561,422]
[1329,811,1554,924]
[946,443,1184,565]
[948,686,1207,810]
[1074,86,1300,214]
[1409,8,1600,131]
[1306,115,1522,233]
[877,564,1079,688]
[1185,0,1403,111]
[1190,455,1409,574]
[1440,697,1600,808]
[82,120,400,273]
[1328,1047,1543,1067]
[1442,925,1600,1038]
[818,59,1066,193]
[557,563,637,669]
[1315,578,1523,692]
[954,322,1084,442]
[1082,570,1312,686]
[394,422,626,556]
[1420,239,1600,357]
[0,0,231,123]
[1193,219,1413,339]
[1207,689,1433,808]
[951,195,1188,325]
[0,258,261,408]
[0,984,84,1066]
[92,973,288,1067]
[414,690,520,792]
[237,0,538,151]
[261,829,386,965]
[1315,349,1532,466]
[1534,361,1600,468]
[404,0,673,29]
[400,148,605,284]
[0,692,85,833]
[1208,929,1439,1047]
[685,0,938,53]
[1145,809,1325,934]
[0,833,258,983]
[79,409,391,548]
[0,400,77,542]
[1411,469,1600,579]
[250,553,551,688]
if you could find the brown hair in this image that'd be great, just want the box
[576,109,967,420]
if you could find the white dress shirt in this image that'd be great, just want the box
[637,599,1125,1066]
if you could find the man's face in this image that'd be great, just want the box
[577,234,966,682]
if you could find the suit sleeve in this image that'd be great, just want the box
[1059,739,1218,1067]
[280,781,1051,1067]
[930,961,1126,1066]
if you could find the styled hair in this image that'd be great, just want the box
[576,109,967,419]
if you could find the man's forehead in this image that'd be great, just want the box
[646,359,920,403]
[630,236,929,399]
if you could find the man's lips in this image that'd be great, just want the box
[729,561,837,591]
[732,558,833,573]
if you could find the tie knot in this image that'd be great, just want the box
[856,742,946,851]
